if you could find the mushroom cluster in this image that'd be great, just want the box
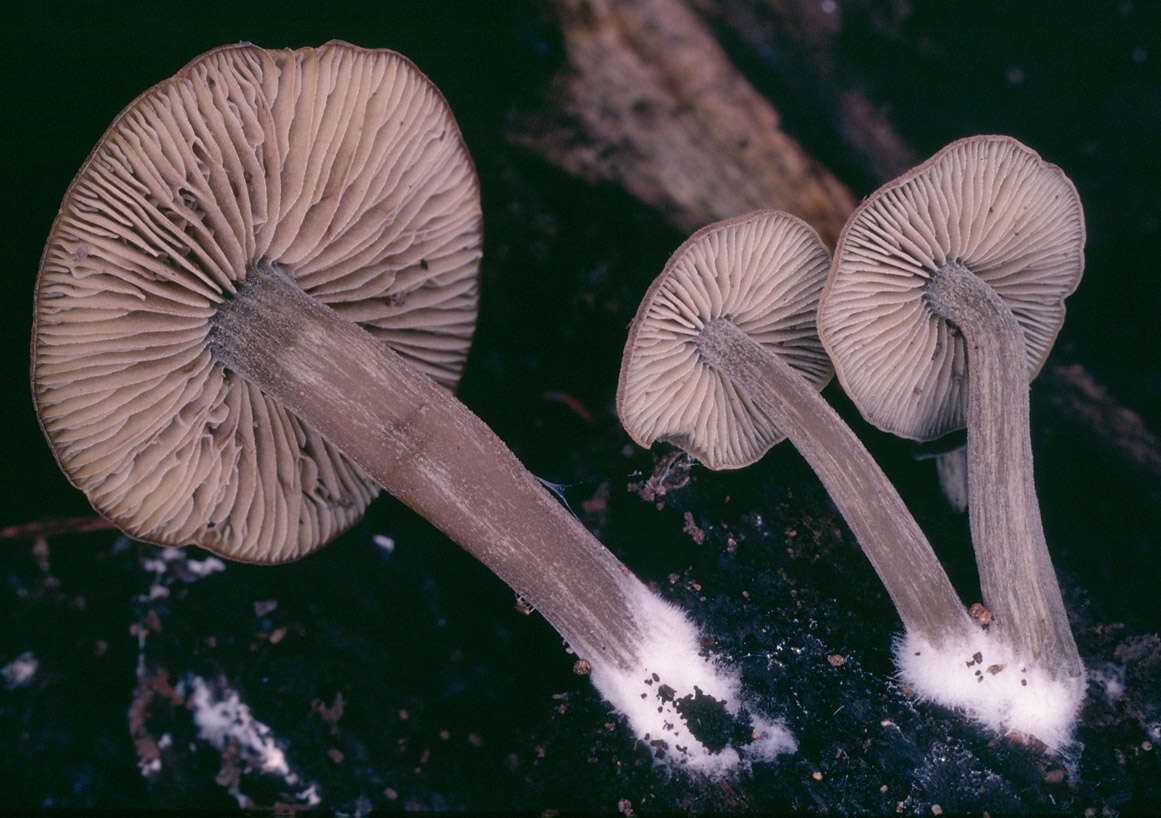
[619,137,1087,751]
[32,41,793,774]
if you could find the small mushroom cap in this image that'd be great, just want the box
[818,135,1085,441]
[617,210,833,470]
[32,41,483,563]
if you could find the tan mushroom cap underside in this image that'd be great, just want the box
[618,210,833,470]
[32,41,483,563]
[818,135,1084,442]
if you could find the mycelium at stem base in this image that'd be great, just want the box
[209,261,793,774]
[924,261,1084,682]
[694,317,974,649]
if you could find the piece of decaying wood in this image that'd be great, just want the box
[702,0,921,184]
[509,0,856,246]
[0,515,117,541]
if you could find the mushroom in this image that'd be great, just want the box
[31,41,792,772]
[617,209,975,651]
[818,135,1086,747]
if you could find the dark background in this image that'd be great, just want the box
[3,0,1160,813]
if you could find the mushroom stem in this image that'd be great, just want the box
[695,317,974,646]
[209,261,644,670]
[925,262,1083,680]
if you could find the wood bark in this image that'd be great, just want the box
[510,0,856,246]
[703,0,921,184]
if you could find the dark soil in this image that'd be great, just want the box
[3,0,1159,814]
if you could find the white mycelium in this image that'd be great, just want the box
[896,628,1085,753]
[589,582,796,777]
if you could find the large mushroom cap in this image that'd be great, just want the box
[32,41,483,563]
[818,135,1085,441]
[617,210,833,470]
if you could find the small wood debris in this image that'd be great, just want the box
[681,511,706,544]
[969,602,993,626]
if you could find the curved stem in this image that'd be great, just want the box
[209,261,643,671]
[926,263,1082,680]
[696,318,973,647]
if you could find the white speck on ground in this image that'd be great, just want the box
[3,651,38,690]
[185,673,319,808]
